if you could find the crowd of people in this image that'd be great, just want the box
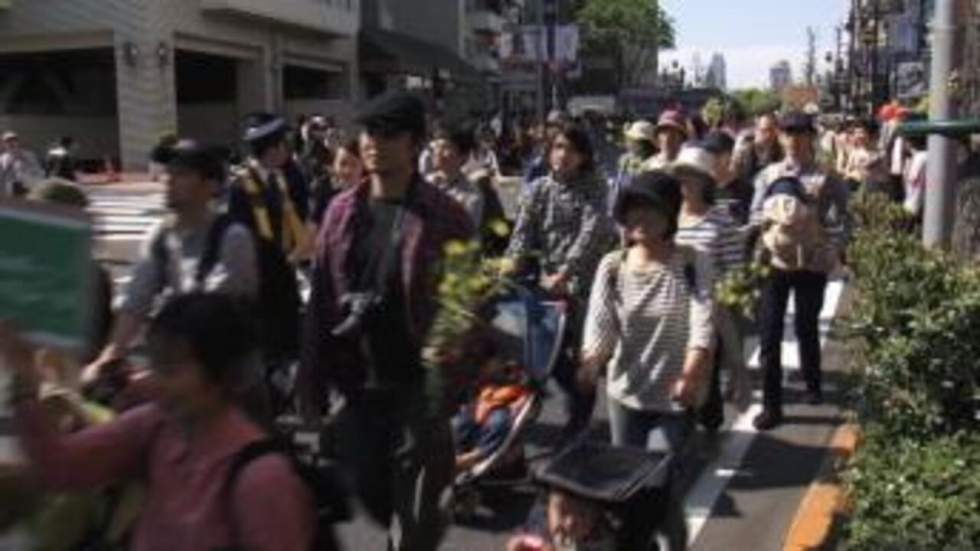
[3,89,940,551]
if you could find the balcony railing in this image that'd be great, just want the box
[201,0,359,36]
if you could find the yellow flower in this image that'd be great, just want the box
[444,240,468,257]
[489,219,510,238]
[496,257,517,275]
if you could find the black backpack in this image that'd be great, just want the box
[221,439,350,551]
[151,214,301,361]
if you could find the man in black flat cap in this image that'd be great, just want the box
[300,91,473,550]
[748,111,851,431]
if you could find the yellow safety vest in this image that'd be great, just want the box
[239,166,311,258]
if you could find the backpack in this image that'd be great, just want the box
[221,439,350,551]
[151,214,301,360]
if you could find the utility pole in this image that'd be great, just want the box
[923,0,958,248]
[836,24,844,110]
[536,0,546,123]
[547,0,559,111]
[869,0,880,113]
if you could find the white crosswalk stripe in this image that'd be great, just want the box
[87,192,166,239]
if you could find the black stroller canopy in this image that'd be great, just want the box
[534,441,672,505]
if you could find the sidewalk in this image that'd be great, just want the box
[690,285,853,550]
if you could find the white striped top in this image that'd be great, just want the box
[583,247,716,412]
[676,205,746,279]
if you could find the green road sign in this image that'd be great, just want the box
[0,199,92,350]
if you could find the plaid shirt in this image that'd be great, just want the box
[299,177,474,408]
[506,172,616,299]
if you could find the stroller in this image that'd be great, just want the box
[530,440,688,551]
[452,284,568,517]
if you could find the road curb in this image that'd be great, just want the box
[782,423,860,551]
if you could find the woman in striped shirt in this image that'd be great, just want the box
[671,144,750,431]
[579,171,715,453]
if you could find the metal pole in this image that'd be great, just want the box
[848,0,858,114]
[536,1,545,123]
[869,0,879,114]
[923,0,958,248]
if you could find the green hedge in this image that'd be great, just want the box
[838,193,980,550]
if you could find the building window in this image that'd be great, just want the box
[175,51,237,104]
[284,65,338,100]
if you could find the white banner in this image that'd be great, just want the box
[555,25,580,63]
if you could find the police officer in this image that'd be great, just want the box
[226,114,310,405]
[230,113,313,263]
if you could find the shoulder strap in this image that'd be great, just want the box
[677,245,699,292]
[151,217,177,287]
[196,214,236,285]
[608,250,626,306]
[223,438,291,547]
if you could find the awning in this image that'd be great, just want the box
[360,27,481,83]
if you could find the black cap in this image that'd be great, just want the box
[765,176,810,203]
[613,170,683,227]
[162,140,225,182]
[779,111,816,134]
[355,91,427,139]
[700,131,735,155]
[242,113,288,143]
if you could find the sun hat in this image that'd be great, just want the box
[669,144,717,185]
[624,120,657,144]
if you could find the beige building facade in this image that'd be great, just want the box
[0,0,359,170]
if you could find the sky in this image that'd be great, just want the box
[658,0,852,90]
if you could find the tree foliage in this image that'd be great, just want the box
[731,88,782,116]
[575,0,676,89]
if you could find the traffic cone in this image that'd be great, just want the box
[104,156,120,183]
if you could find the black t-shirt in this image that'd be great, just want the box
[352,198,421,387]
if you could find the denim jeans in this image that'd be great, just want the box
[759,269,828,412]
[607,398,693,455]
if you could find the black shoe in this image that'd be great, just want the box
[805,389,824,405]
[753,409,783,431]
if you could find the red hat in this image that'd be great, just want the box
[878,103,897,121]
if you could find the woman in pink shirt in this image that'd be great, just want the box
[2,293,315,551]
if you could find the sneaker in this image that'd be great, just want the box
[753,409,783,431]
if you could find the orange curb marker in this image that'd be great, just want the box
[783,424,860,551]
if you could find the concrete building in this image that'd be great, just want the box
[770,60,793,92]
[464,0,511,110]
[0,0,360,170]
[360,0,482,115]
[706,53,727,91]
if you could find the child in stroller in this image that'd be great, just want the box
[452,346,532,474]
[506,440,686,551]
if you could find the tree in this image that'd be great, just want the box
[576,0,676,90]
[732,88,782,116]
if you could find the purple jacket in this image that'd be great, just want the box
[300,177,474,409]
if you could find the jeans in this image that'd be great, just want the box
[607,398,693,455]
[336,385,453,551]
[759,269,828,412]
[452,407,512,459]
